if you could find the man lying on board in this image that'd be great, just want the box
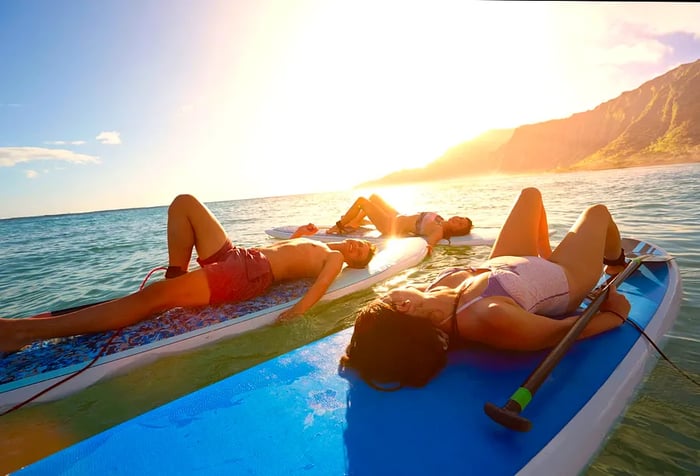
[0,194,376,353]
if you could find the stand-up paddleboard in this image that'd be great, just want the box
[266,224,502,246]
[0,238,427,413]
[15,238,682,475]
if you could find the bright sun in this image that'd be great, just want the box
[186,2,580,199]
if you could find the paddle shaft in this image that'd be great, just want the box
[484,257,644,431]
[520,259,641,391]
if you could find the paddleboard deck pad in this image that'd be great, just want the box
[0,237,428,412]
[266,224,502,246]
[15,238,682,475]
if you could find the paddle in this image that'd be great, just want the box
[483,247,672,432]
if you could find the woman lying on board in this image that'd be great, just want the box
[0,194,376,353]
[328,193,473,251]
[340,187,630,389]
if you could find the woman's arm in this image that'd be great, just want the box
[464,297,627,351]
[424,228,443,254]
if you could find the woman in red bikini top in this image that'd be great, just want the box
[331,193,473,250]
[340,187,630,390]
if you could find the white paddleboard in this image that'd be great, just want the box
[266,224,501,246]
[0,237,428,412]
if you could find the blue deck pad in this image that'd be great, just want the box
[16,254,678,476]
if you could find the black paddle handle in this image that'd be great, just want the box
[484,258,643,431]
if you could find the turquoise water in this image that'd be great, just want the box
[1,163,699,474]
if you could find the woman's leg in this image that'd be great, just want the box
[337,196,395,234]
[549,204,623,305]
[0,270,211,352]
[368,194,399,216]
[345,209,368,228]
[167,194,229,273]
[489,188,552,259]
[346,194,397,227]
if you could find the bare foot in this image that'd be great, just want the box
[327,224,356,235]
[347,218,369,228]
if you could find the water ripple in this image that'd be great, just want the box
[2,163,700,474]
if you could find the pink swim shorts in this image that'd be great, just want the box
[198,239,274,305]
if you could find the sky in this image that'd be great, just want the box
[1,1,699,219]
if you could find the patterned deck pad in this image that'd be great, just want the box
[1,279,314,385]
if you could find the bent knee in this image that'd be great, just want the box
[582,203,611,221]
[355,196,372,208]
[169,194,201,214]
[520,187,542,200]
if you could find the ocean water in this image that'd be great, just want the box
[1,162,699,474]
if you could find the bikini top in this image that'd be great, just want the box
[415,212,444,236]
[448,283,467,345]
[426,266,517,346]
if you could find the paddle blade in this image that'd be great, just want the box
[484,402,532,432]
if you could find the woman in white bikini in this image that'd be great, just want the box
[329,194,473,251]
[340,187,630,389]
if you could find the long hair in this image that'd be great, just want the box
[340,300,448,390]
[442,216,473,240]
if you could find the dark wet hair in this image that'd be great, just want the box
[442,216,473,239]
[340,300,448,390]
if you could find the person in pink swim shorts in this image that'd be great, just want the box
[0,194,376,353]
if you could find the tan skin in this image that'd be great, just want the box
[0,194,374,352]
[328,194,472,253]
[381,187,630,351]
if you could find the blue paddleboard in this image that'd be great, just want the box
[15,238,681,475]
[0,238,427,412]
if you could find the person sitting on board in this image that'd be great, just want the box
[339,187,630,390]
[327,193,473,252]
[0,194,377,353]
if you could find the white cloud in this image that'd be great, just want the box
[612,4,700,38]
[25,170,39,179]
[0,147,100,167]
[96,131,122,145]
[44,140,87,145]
[550,3,700,66]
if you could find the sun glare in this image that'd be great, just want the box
[178,2,613,199]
